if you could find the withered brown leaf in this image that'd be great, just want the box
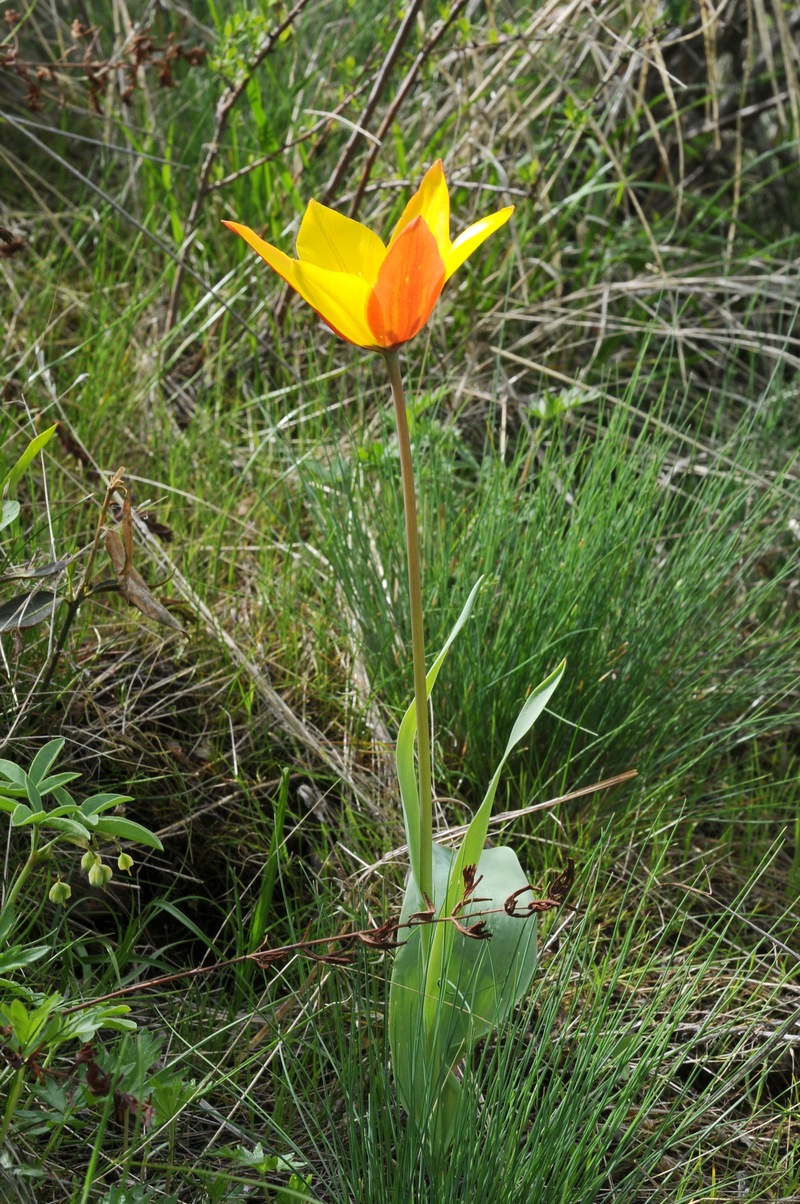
[104,529,182,632]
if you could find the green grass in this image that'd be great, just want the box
[302,376,798,806]
[1,0,799,1199]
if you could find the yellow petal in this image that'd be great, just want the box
[223,220,376,347]
[292,259,378,347]
[366,216,445,348]
[222,220,299,283]
[444,206,515,281]
[388,160,450,261]
[296,200,386,284]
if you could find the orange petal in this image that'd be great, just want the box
[366,216,446,348]
[388,160,450,262]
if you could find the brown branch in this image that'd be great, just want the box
[347,0,470,219]
[321,0,427,206]
[164,0,313,336]
[61,870,574,1015]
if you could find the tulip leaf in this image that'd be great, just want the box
[396,578,483,892]
[444,658,566,915]
[390,639,565,1153]
[390,842,537,1150]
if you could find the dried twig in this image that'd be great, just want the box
[164,0,313,336]
[61,869,574,1015]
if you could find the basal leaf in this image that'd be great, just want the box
[389,842,537,1151]
[397,578,483,891]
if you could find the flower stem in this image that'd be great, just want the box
[384,349,432,901]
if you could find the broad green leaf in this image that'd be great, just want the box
[0,499,20,532]
[36,771,82,795]
[0,759,26,787]
[25,776,44,813]
[61,1005,135,1043]
[3,998,31,1042]
[80,792,134,817]
[10,802,34,826]
[43,803,88,819]
[93,816,163,849]
[1,992,62,1054]
[397,578,483,891]
[390,842,538,1150]
[28,739,66,786]
[0,424,57,494]
[34,815,92,840]
[0,588,62,632]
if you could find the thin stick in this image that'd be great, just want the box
[164,0,312,336]
[322,0,426,205]
[347,0,469,218]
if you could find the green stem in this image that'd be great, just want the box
[384,349,433,902]
[3,828,41,914]
[0,1069,25,1145]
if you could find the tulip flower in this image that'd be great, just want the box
[223,160,513,350]
[225,159,563,1159]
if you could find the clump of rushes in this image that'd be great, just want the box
[226,161,566,1157]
